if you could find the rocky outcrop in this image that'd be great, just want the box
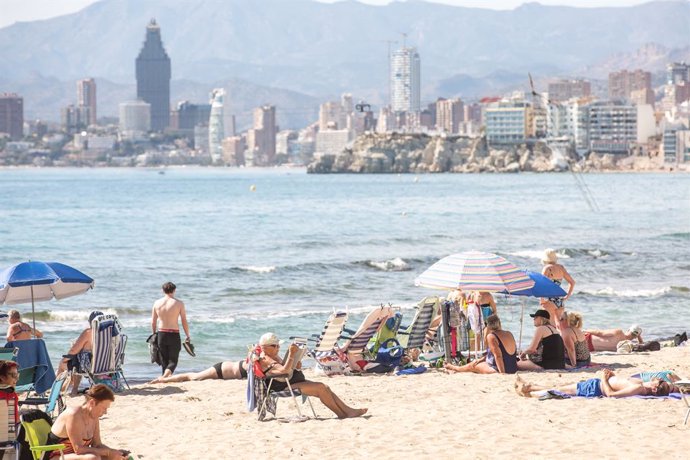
[307,133,577,174]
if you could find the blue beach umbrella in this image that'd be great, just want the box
[0,261,95,335]
[499,270,566,298]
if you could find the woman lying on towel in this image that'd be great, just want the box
[258,333,368,419]
[515,369,672,399]
[148,360,248,384]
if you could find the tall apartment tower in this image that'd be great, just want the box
[136,19,171,131]
[390,46,421,113]
[667,62,690,85]
[608,70,652,102]
[0,93,24,140]
[208,89,225,164]
[77,78,97,126]
[247,105,276,166]
[436,98,464,134]
[547,79,591,102]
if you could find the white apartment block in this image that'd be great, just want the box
[390,47,421,113]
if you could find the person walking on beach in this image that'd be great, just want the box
[151,282,190,377]
[6,309,43,341]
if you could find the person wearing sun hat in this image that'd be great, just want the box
[584,324,644,352]
[516,308,565,371]
[257,332,368,419]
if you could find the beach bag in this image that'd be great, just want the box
[146,333,162,365]
[369,312,403,355]
[93,374,123,393]
[313,352,349,377]
[374,338,404,367]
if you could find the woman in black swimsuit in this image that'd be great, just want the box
[517,309,565,371]
[148,360,248,384]
[258,333,367,419]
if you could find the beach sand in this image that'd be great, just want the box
[84,346,689,459]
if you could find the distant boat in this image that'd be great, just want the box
[158,170,165,175]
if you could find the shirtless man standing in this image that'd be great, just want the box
[151,282,191,377]
[584,325,643,352]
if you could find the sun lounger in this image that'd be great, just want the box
[340,305,394,371]
[397,297,441,350]
[306,311,349,376]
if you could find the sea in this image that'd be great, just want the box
[1,167,688,380]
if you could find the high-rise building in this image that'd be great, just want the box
[484,100,533,145]
[208,89,225,163]
[247,105,277,166]
[119,100,151,139]
[136,19,171,131]
[547,79,591,102]
[588,101,637,154]
[0,93,23,140]
[436,98,464,134]
[390,46,421,113]
[319,101,344,130]
[608,70,652,102]
[77,78,97,125]
[667,62,690,85]
[170,101,211,134]
[61,104,90,133]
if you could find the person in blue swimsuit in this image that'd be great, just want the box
[516,369,672,398]
[444,315,518,374]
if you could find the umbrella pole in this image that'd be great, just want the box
[518,299,525,352]
[30,284,36,338]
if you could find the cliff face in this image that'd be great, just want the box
[307,133,578,174]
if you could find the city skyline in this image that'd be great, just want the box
[0,0,662,29]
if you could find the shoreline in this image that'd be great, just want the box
[95,346,689,459]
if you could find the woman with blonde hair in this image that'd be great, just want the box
[541,249,576,316]
[561,311,591,368]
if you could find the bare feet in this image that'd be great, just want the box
[147,377,162,384]
[348,408,368,418]
[514,375,532,397]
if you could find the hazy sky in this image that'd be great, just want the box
[0,0,658,29]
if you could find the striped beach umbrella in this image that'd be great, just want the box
[414,251,535,293]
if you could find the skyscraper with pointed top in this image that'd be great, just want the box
[136,19,171,131]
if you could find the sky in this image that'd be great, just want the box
[0,0,660,29]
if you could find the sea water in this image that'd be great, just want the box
[0,168,688,380]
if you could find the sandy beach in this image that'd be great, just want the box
[78,346,690,459]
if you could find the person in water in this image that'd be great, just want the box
[516,369,671,399]
[541,248,576,312]
[444,314,517,374]
[6,309,43,341]
[47,384,130,459]
[148,360,248,384]
[258,333,367,419]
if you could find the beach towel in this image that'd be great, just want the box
[396,365,427,376]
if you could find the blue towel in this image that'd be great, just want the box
[5,339,56,394]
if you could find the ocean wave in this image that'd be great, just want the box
[27,307,136,322]
[578,286,687,298]
[358,257,411,272]
[237,265,276,274]
[659,232,690,240]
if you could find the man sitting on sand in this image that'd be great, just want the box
[584,325,643,352]
[148,360,248,384]
[516,369,671,399]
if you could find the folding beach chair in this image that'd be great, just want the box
[71,314,129,391]
[0,387,18,459]
[19,371,69,419]
[397,297,441,350]
[0,348,17,363]
[340,305,394,371]
[17,410,66,460]
[247,341,316,422]
[305,311,349,376]
[677,380,690,426]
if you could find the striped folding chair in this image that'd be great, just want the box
[306,311,349,375]
[74,314,125,390]
[397,296,441,350]
[340,306,394,371]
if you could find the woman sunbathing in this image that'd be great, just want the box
[258,333,367,419]
[47,384,130,459]
[148,360,248,384]
[444,314,517,374]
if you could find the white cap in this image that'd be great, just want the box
[627,324,642,337]
[259,332,280,346]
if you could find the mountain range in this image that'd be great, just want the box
[1,0,689,126]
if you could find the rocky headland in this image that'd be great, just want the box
[307,133,669,174]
